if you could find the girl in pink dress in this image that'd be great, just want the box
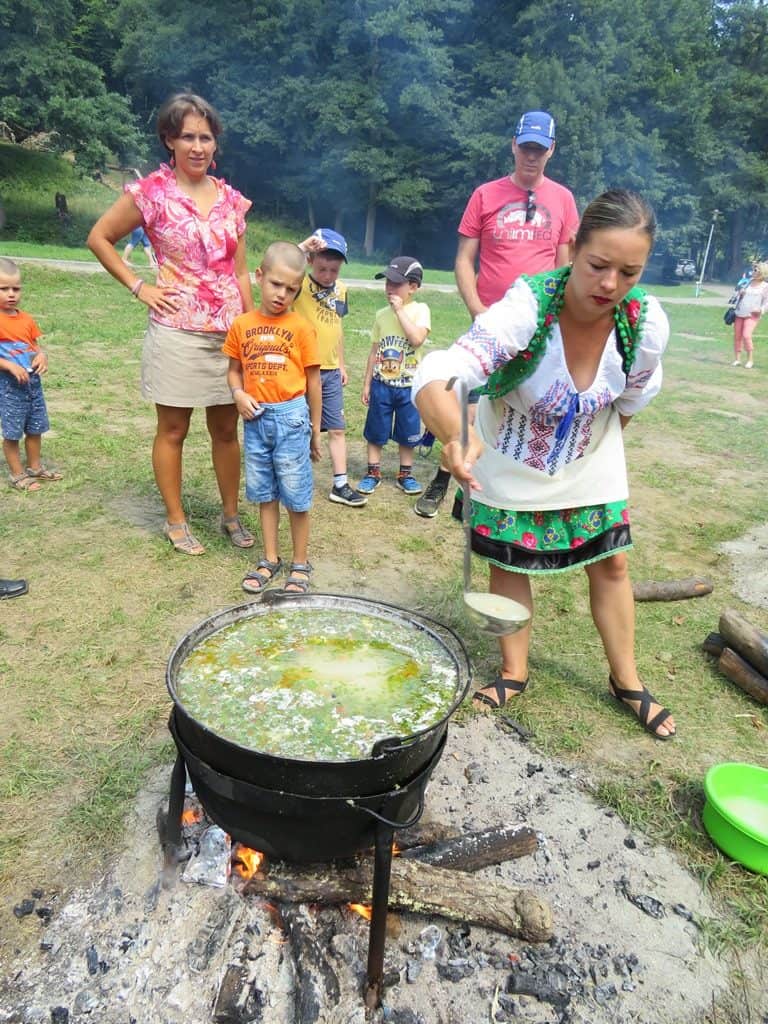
[88,93,254,554]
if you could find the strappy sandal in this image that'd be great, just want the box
[283,561,313,594]
[472,675,529,710]
[163,521,205,556]
[220,514,255,549]
[242,558,283,594]
[26,465,63,481]
[9,473,41,492]
[608,674,676,740]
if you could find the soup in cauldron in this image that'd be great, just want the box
[174,608,459,761]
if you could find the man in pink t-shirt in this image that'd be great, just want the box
[455,111,579,316]
[415,111,579,519]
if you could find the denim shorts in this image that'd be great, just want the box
[363,378,421,447]
[243,395,314,512]
[320,368,345,431]
[0,371,50,441]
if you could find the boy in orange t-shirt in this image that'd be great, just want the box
[0,259,63,491]
[224,242,321,595]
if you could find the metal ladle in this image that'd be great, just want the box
[446,377,531,637]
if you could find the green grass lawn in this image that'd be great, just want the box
[0,257,766,972]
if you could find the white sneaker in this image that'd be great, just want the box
[745,360,754,369]
[732,359,742,366]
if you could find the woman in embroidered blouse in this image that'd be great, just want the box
[87,93,254,555]
[413,189,676,740]
[731,261,768,369]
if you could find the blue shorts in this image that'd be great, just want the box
[0,371,50,441]
[130,227,151,248]
[363,378,421,448]
[320,369,345,431]
[243,395,313,512]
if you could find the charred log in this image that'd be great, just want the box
[400,823,538,871]
[246,858,553,942]
[717,647,768,705]
[280,904,341,1024]
[719,608,768,678]
[632,577,713,602]
[702,632,725,657]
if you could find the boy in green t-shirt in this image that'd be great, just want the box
[358,257,431,496]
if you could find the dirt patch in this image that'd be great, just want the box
[3,716,753,1024]
[720,524,768,611]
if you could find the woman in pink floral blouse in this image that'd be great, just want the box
[88,93,254,555]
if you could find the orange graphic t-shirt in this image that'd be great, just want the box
[0,310,42,371]
[223,310,319,404]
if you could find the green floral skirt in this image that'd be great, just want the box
[451,492,632,575]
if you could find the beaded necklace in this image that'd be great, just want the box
[483,266,648,399]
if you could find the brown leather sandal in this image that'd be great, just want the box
[9,473,41,491]
[220,514,255,549]
[163,521,205,556]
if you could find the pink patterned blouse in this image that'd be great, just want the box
[125,164,251,333]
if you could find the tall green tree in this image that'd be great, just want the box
[0,0,144,167]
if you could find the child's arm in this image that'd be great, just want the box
[306,366,322,462]
[0,356,30,384]
[29,347,48,375]
[388,296,429,348]
[361,341,378,405]
[227,357,262,420]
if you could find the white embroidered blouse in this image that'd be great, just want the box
[412,278,669,510]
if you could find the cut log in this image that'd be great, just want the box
[718,608,768,678]
[279,904,341,1023]
[702,632,725,657]
[245,858,553,942]
[400,823,538,871]
[632,577,713,602]
[718,647,768,706]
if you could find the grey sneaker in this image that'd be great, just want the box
[329,482,368,507]
[414,475,449,518]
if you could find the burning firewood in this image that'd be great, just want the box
[632,576,713,602]
[244,857,553,942]
[399,822,538,871]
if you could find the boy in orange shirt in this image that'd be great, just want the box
[224,242,321,594]
[0,259,63,491]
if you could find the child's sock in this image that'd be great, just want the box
[367,463,381,478]
[397,464,413,479]
[434,468,451,487]
[333,473,348,488]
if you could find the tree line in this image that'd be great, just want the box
[2,0,766,274]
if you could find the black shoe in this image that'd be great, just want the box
[414,475,449,518]
[329,483,368,507]
[0,578,28,599]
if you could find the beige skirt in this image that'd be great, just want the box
[141,320,233,408]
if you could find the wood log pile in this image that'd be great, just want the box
[703,608,768,705]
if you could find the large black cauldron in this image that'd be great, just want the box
[166,593,471,862]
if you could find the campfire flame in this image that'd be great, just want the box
[181,806,202,827]
[232,844,267,879]
[347,903,373,921]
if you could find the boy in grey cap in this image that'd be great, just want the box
[358,257,431,496]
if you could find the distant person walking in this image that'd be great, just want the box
[417,110,579,519]
[122,226,158,268]
[731,262,768,369]
[87,92,254,555]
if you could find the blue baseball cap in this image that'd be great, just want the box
[514,111,556,148]
[313,228,348,262]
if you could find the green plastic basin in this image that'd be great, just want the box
[702,762,768,875]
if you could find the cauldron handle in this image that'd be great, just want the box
[348,790,426,831]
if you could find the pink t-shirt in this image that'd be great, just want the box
[458,175,579,307]
[126,164,251,333]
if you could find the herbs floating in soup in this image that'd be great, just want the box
[175,610,458,761]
